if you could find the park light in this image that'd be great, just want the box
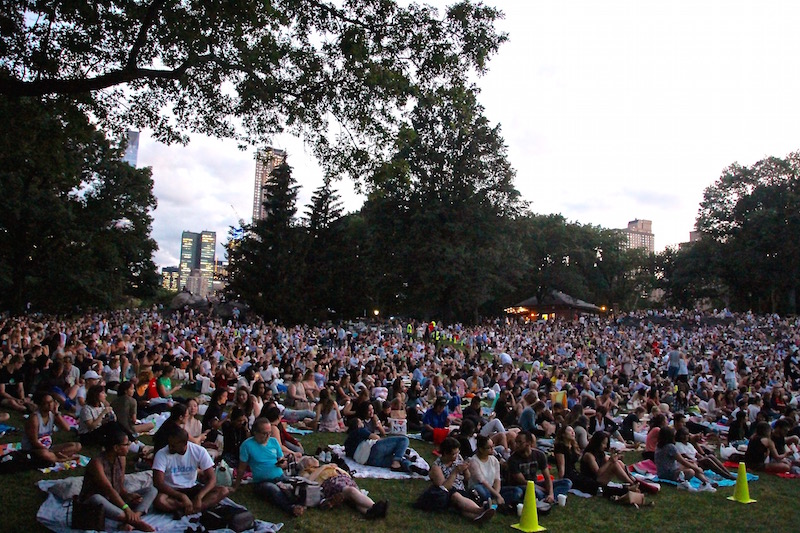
[373,309,380,316]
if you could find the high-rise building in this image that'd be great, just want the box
[622,219,654,253]
[178,230,216,292]
[161,266,180,290]
[252,147,287,222]
[123,130,139,168]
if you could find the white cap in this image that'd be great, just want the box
[83,370,100,380]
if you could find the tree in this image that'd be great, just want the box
[697,153,800,313]
[227,160,308,321]
[365,84,524,321]
[0,0,506,180]
[0,96,158,313]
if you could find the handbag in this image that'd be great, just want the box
[413,485,450,511]
[279,477,322,507]
[71,496,106,531]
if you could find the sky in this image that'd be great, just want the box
[139,1,800,268]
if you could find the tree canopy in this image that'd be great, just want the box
[0,96,158,313]
[0,0,506,181]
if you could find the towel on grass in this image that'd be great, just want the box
[37,477,283,533]
[329,444,429,479]
[656,469,757,489]
[284,426,312,435]
[39,454,90,473]
[0,442,22,455]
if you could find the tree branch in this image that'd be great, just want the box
[127,0,168,70]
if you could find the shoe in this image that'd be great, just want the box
[365,500,388,519]
[697,482,717,493]
[678,481,697,492]
[473,507,495,525]
[410,465,429,476]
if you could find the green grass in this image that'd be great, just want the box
[3,405,800,533]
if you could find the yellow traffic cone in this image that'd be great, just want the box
[727,462,756,504]
[512,480,547,532]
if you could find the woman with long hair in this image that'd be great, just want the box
[313,388,344,432]
[580,431,639,488]
[554,424,599,494]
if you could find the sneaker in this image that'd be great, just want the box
[410,465,430,476]
[697,483,717,493]
[678,481,697,492]
[473,507,495,525]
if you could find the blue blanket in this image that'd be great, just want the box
[657,469,757,489]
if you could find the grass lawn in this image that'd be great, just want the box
[3,395,799,533]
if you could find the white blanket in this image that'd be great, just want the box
[36,478,283,533]
[329,445,429,479]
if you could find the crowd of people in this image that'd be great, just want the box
[1,306,800,528]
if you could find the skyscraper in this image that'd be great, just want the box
[161,266,180,290]
[252,147,287,222]
[178,230,216,292]
[123,130,139,168]
[622,219,655,253]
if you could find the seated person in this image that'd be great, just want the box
[221,407,250,468]
[296,456,388,518]
[675,427,735,480]
[152,428,230,517]
[655,426,716,491]
[112,381,155,438]
[233,418,305,517]
[22,391,81,463]
[469,435,516,510]
[77,384,126,447]
[506,430,572,505]
[421,397,450,442]
[263,405,304,458]
[78,430,156,532]
[642,414,667,460]
[580,431,639,489]
[620,406,647,444]
[153,403,190,452]
[0,355,36,412]
[425,437,495,524]
[313,388,344,432]
[744,421,792,474]
[554,425,600,495]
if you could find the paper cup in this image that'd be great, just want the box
[557,494,567,506]
[517,503,524,516]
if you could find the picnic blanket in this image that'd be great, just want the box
[329,444,430,479]
[0,442,22,455]
[0,423,17,435]
[284,426,312,435]
[37,475,283,533]
[656,469,757,489]
[39,454,90,473]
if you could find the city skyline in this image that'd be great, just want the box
[140,1,800,268]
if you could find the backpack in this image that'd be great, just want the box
[198,504,255,532]
[0,451,54,475]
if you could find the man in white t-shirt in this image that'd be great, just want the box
[724,354,737,391]
[152,428,230,516]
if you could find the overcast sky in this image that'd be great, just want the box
[140,1,800,268]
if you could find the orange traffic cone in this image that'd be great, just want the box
[512,480,546,532]
[727,462,756,504]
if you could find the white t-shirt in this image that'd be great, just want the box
[469,454,500,489]
[724,360,737,381]
[153,441,214,489]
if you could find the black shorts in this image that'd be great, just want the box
[174,484,205,499]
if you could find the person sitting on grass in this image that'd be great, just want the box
[554,424,600,495]
[654,426,717,492]
[469,435,515,512]
[744,421,792,474]
[22,391,81,462]
[112,381,155,438]
[152,428,230,517]
[421,397,451,442]
[78,429,156,532]
[580,431,640,490]
[296,456,388,519]
[313,388,345,432]
[78,384,126,447]
[642,413,667,461]
[221,407,250,468]
[674,427,735,480]
[232,417,305,517]
[427,436,496,524]
[506,430,572,506]
[0,355,36,413]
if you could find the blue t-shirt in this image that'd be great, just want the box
[239,437,284,482]
[422,407,449,429]
[518,407,536,432]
